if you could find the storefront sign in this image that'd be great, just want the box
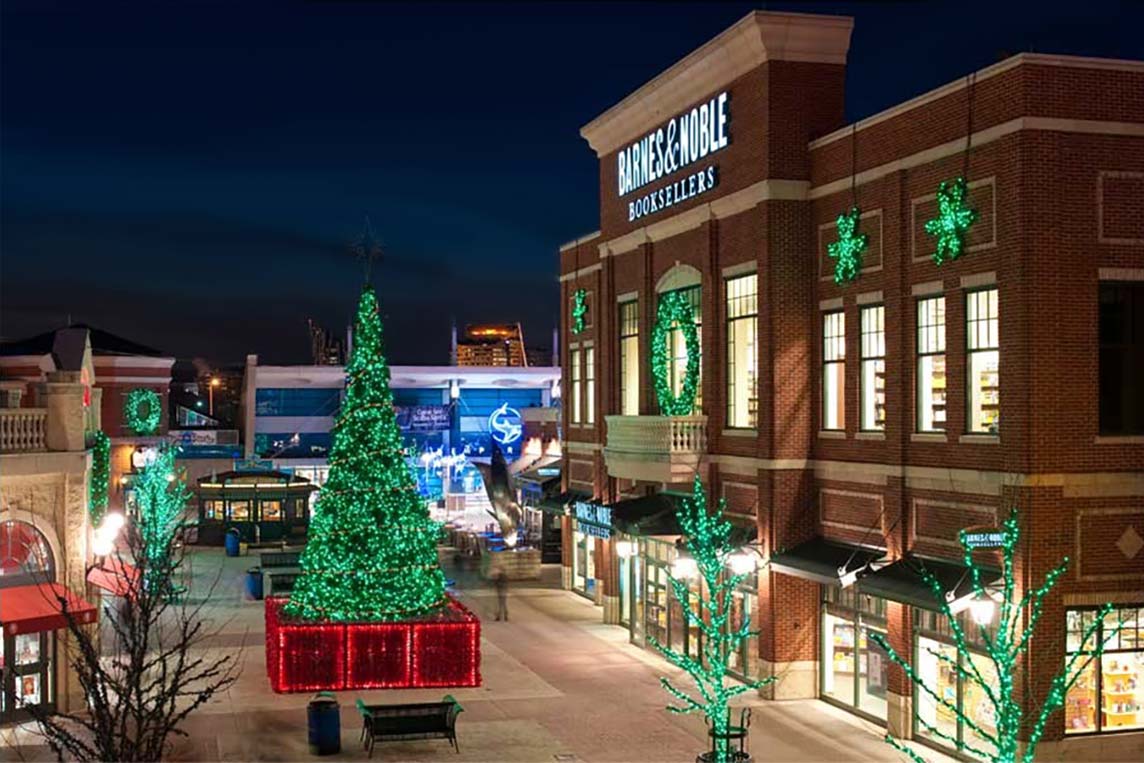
[617,91,730,223]
[395,405,451,432]
[963,530,1006,549]
[234,458,274,472]
[575,500,612,539]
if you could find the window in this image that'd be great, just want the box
[726,274,758,428]
[203,500,224,520]
[1099,283,1144,435]
[860,305,886,431]
[916,297,947,432]
[570,348,582,424]
[1065,606,1144,734]
[260,500,282,522]
[662,286,702,412]
[822,311,845,430]
[254,387,341,417]
[228,501,251,521]
[585,346,596,425]
[619,301,639,415]
[966,289,1000,433]
[0,521,54,587]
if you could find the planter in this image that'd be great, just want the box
[696,753,751,763]
[265,594,481,692]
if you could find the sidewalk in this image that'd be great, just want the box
[3,547,957,762]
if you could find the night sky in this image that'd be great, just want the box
[2,1,1137,365]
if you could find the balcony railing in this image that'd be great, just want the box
[603,415,708,483]
[0,408,48,453]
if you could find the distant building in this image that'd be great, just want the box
[455,323,528,367]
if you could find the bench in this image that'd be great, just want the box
[356,696,463,757]
[259,551,301,569]
[268,572,301,596]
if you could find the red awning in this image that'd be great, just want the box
[1,582,98,636]
[87,558,139,598]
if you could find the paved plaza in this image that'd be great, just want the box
[3,547,956,762]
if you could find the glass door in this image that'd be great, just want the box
[2,632,53,722]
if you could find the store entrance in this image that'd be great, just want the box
[1,631,54,723]
[821,586,889,723]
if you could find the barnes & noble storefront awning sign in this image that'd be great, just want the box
[618,91,730,223]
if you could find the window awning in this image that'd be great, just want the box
[1,582,98,636]
[857,554,1002,613]
[538,490,590,515]
[769,537,887,586]
[516,464,561,487]
[611,492,688,536]
[87,557,140,598]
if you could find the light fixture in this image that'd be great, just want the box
[551,379,561,399]
[727,550,757,575]
[119,476,128,486]
[838,566,861,589]
[92,534,114,557]
[671,554,699,580]
[969,594,996,626]
[102,512,126,533]
[450,380,461,400]
[615,539,636,559]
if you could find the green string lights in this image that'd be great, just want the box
[571,288,588,335]
[652,477,773,763]
[88,430,111,525]
[134,446,190,594]
[925,177,978,266]
[869,511,1120,763]
[651,290,700,415]
[123,388,161,435]
[285,285,447,623]
[827,206,868,285]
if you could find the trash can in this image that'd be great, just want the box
[246,567,264,600]
[307,692,340,755]
[224,528,241,557]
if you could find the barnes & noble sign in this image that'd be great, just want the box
[617,91,730,223]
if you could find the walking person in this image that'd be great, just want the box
[494,568,509,621]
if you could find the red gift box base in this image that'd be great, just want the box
[265,594,482,693]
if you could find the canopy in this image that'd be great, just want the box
[857,554,1002,613]
[1,582,98,636]
[87,557,140,598]
[769,537,887,586]
[538,490,590,515]
[610,492,687,536]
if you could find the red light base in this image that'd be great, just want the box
[265,594,482,693]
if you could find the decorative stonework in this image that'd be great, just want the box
[1116,525,1142,560]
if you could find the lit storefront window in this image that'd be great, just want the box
[1065,606,1144,734]
[1,521,56,722]
[821,586,888,722]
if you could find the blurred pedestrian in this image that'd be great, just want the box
[494,568,509,621]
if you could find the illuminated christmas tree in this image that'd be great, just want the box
[653,476,773,763]
[869,511,1119,763]
[284,285,447,622]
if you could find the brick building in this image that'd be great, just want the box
[556,10,1143,760]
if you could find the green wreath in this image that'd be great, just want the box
[651,291,700,416]
[571,288,588,335]
[124,388,161,435]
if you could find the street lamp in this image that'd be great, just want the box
[209,377,221,416]
[969,593,997,626]
[614,539,637,559]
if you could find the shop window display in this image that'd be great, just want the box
[821,587,887,721]
[1065,606,1144,734]
[260,500,283,521]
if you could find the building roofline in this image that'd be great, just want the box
[580,10,853,156]
[559,231,602,253]
[809,52,1144,151]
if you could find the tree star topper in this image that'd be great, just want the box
[827,206,868,285]
[925,177,978,266]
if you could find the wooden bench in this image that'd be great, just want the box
[259,551,301,569]
[355,696,463,757]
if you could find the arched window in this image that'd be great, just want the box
[0,520,55,588]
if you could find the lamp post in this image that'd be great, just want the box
[209,377,221,417]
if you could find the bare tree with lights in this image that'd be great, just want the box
[10,450,240,762]
[652,476,773,763]
[869,510,1119,763]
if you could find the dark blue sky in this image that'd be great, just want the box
[2,1,1136,364]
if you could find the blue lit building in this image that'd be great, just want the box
[240,355,561,491]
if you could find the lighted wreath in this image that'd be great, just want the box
[124,388,161,435]
[651,291,700,416]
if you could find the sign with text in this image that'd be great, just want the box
[395,405,451,433]
[617,91,730,223]
[575,501,612,539]
[962,530,1006,549]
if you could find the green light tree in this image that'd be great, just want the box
[134,446,191,594]
[285,285,447,622]
[869,511,1119,763]
[652,476,773,763]
[88,430,111,525]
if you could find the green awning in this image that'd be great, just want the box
[538,490,589,515]
[769,537,887,586]
[611,492,687,536]
[857,554,1001,613]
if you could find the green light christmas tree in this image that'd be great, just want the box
[652,477,773,763]
[88,430,111,525]
[133,446,191,594]
[869,510,1119,763]
[285,285,447,622]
